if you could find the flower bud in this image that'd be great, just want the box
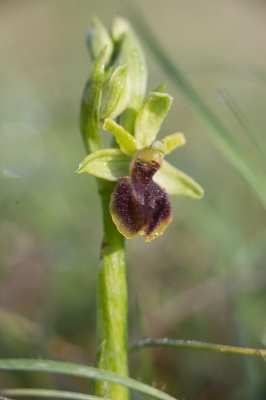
[111,13,130,42]
[100,65,130,121]
[111,15,147,134]
[87,16,114,66]
[80,48,107,153]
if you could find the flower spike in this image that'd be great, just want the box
[78,15,204,242]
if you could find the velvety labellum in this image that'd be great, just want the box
[110,146,172,242]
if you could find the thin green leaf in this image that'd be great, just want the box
[128,338,266,357]
[162,132,186,154]
[220,88,266,160]
[76,149,130,181]
[135,92,173,148]
[0,359,177,400]
[154,160,204,198]
[1,389,106,400]
[259,351,266,364]
[103,119,140,156]
[127,5,266,209]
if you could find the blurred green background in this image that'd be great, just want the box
[0,0,266,399]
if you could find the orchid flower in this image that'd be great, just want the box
[77,15,203,242]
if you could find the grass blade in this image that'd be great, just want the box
[219,88,266,160]
[0,389,107,400]
[0,359,177,400]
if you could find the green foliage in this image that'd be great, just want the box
[0,359,177,400]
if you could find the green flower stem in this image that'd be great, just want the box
[128,338,266,358]
[94,180,128,400]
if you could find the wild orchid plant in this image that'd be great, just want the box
[77,15,203,399]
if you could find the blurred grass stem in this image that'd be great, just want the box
[219,88,266,160]
[129,338,266,358]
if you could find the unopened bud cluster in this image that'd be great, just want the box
[86,15,147,129]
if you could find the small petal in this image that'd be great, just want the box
[154,160,204,199]
[103,118,140,156]
[162,132,186,154]
[76,149,130,181]
[134,92,173,147]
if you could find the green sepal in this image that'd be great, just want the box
[134,92,173,148]
[79,48,106,154]
[154,160,204,198]
[162,132,186,154]
[76,149,130,181]
[87,16,114,66]
[103,118,140,156]
[100,65,130,121]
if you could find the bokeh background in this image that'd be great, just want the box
[1,0,266,399]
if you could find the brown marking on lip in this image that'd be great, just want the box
[110,159,172,242]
